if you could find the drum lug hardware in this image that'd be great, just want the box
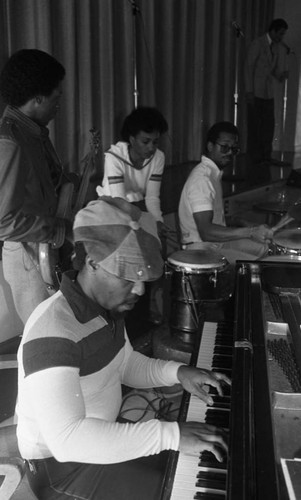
[164,262,173,278]
[209,270,218,288]
[238,264,247,275]
[181,274,189,286]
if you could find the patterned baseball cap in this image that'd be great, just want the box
[73,196,163,281]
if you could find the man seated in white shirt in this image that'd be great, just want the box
[16,195,230,500]
[178,121,273,264]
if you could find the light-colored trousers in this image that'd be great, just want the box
[2,241,50,325]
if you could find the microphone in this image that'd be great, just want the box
[127,0,140,13]
[281,42,295,55]
[232,21,244,38]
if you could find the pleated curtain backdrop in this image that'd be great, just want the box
[0,0,275,176]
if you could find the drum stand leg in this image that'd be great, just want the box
[181,275,201,332]
[167,276,206,344]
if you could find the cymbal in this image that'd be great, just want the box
[288,202,301,220]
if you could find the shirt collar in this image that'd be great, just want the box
[201,155,223,180]
[60,270,111,324]
[107,142,154,169]
[3,105,49,139]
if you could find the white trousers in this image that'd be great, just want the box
[2,241,50,325]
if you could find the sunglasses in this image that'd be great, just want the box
[215,142,240,155]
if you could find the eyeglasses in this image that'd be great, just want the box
[215,142,241,155]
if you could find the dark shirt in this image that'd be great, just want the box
[0,105,62,242]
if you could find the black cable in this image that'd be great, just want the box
[119,390,180,423]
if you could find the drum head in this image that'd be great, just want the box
[263,254,301,262]
[274,228,301,251]
[167,249,227,270]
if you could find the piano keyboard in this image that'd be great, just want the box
[169,321,233,500]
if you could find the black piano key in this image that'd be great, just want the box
[213,348,233,361]
[196,471,227,489]
[215,330,233,337]
[196,479,227,490]
[216,330,232,336]
[198,461,227,471]
[199,450,228,469]
[205,409,230,427]
[196,483,226,493]
[197,471,226,481]
[213,345,233,355]
[215,336,233,347]
[216,322,233,330]
[211,356,232,369]
[212,368,232,377]
[210,400,230,410]
[194,493,226,499]
[206,408,230,415]
[205,415,229,427]
[209,385,231,398]
[211,395,231,405]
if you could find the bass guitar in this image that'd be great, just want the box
[39,128,101,292]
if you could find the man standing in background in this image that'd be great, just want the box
[244,18,289,167]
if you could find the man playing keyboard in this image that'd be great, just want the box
[16,196,230,500]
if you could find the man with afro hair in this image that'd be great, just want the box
[0,49,70,324]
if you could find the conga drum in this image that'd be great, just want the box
[166,249,233,334]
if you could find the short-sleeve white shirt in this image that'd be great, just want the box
[178,156,225,244]
[101,141,164,222]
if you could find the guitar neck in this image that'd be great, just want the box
[72,153,95,216]
[72,128,100,216]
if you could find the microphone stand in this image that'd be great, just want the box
[279,47,295,178]
[279,77,288,179]
[128,0,140,109]
[233,23,244,174]
[224,22,244,192]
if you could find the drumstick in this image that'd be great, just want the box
[272,202,301,233]
[272,215,294,233]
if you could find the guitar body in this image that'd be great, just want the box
[39,239,76,293]
[39,129,101,292]
[38,243,60,292]
[39,181,75,292]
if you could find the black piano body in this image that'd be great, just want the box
[161,259,301,500]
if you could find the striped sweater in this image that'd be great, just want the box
[16,271,181,463]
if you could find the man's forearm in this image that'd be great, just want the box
[197,223,253,243]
